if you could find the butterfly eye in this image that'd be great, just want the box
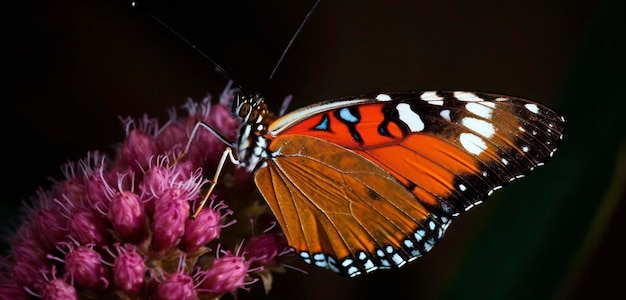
[238,103,251,119]
[249,107,259,120]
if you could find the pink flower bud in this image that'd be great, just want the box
[141,166,173,198]
[151,188,190,253]
[65,246,109,290]
[11,259,46,289]
[41,278,77,300]
[209,104,240,135]
[140,159,196,214]
[155,272,196,300]
[69,209,109,246]
[53,177,86,206]
[113,247,146,295]
[120,129,156,173]
[13,238,47,265]
[108,191,146,243]
[180,208,222,253]
[84,172,110,207]
[32,209,67,250]
[244,233,289,267]
[199,252,249,294]
[0,279,29,300]
[154,122,186,153]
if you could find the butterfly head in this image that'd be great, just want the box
[232,93,273,125]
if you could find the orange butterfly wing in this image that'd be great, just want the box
[253,91,564,276]
[255,135,445,276]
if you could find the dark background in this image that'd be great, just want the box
[2,0,625,299]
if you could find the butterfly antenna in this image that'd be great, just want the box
[130,1,245,92]
[259,0,321,97]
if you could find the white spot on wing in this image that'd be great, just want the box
[423,240,434,252]
[315,260,328,268]
[428,221,435,230]
[525,103,539,113]
[348,267,360,277]
[462,117,495,138]
[421,92,444,105]
[482,101,496,108]
[396,103,425,132]
[465,102,493,119]
[376,94,392,101]
[429,100,444,106]
[421,91,443,100]
[460,133,488,155]
[341,259,353,267]
[392,254,405,266]
[454,92,482,102]
[440,109,451,121]
[363,260,375,270]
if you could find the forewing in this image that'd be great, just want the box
[269,91,565,215]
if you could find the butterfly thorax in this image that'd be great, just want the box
[232,93,278,172]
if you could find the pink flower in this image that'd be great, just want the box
[12,238,47,266]
[0,83,293,298]
[244,233,290,268]
[63,244,109,290]
[0,277,29,300]
[80,153,112,207]
[151,188,191,254]
[68,209,110,246]
[120,129,156,172]
[111,244,146,295]
[41,278,77,300]
[108,190,146,243]
[154,272,196,300]
[180,198,233,253]
[11,259,46,289]
[31,208,67,251]
[199,250,253,296]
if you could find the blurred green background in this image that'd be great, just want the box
[2,0,624,299]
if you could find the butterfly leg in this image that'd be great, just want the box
[169,120,240,219]
[181,121,236,160]
[192,146,239,219]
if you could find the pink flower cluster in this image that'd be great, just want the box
[0,86,293,299]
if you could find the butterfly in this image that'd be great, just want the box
[196,89,565,277]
